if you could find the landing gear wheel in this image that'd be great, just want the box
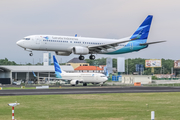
[89,55,95,60]
[79,55,84,60]
[29,53,33,56]
[83,83,87,86]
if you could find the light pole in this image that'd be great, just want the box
[8,102,20,120]
[127,59,128,75]
[94,61,99,73]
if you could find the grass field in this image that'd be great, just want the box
[1,87,36,90]
[0,92,180,120]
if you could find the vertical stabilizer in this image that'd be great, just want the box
[53,55,63,78]
[32,71,37,78]
[130,15,153,41]
[104,66,109,77]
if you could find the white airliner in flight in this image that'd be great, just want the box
[16,15,165,60]
[53,55,107,86]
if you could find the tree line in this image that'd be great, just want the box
[0,57,175,75]
[85,58,174,75]
[0,58,42,66]
[0,58,66,66]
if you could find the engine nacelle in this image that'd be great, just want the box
[55,51,71,56]
[70,80,79,86]
[73,46,89,55]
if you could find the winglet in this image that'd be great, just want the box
[53,55,62,78]
[130,15,153,40]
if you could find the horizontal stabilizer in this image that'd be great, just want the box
[140,41,166,46]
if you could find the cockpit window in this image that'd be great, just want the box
[23,38,30,40]
[101,75,106,77]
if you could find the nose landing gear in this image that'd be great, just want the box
[29,53,33,56]
[24,48,33,56]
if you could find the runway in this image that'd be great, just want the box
[1,86,180,96]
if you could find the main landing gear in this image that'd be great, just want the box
[78,55,96,60]
[79,55,85,60]
[83,83,87,86]
[89,55,95,60]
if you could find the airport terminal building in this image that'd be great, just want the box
[0,65,74,84]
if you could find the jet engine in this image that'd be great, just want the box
[73,46,89,55]
[55,51,71,56]
[70,80,79,86]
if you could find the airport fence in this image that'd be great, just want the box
[143,83,180,87]
[12,78,180,87]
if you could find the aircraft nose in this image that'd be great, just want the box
[16,40,24,48]
[104,77,108,81]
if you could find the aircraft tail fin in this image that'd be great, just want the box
[53,55,62,78]
[32,71,37,78]
[130,15,153,41]
[104,66,109,77]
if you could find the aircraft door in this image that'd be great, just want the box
[36,37,42,44]
[44,39,47,44]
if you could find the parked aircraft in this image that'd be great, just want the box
[53,55,107,86]
[16,15,165,60]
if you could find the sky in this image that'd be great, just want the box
[0,0,180,64]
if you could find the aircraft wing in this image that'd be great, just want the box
[140,41,166,46]
[88,37,131,53]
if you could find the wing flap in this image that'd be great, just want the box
[88,37,131,53]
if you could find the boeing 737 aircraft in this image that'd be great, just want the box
[16,15,165,60]
[53,55,107,86]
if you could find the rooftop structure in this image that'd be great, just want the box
[0,65,74,84]
[67,58,86,63]
[66,58,89,69]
